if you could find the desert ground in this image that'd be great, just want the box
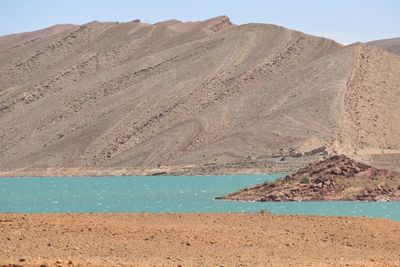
[1,213,399,267]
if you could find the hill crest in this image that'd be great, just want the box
[0,17,399,173]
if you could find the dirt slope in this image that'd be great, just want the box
[340,44,400,165]
[1,17,400,171]
[0,24,78,52]
[368,37,400,56]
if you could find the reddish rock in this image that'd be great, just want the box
[217,155,400,202]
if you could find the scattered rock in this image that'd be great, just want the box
[217,155,400,201]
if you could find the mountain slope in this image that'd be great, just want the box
[0,17,400,171]
[342,45,400,151]
[367,38,400,56]
[0,24,79,52]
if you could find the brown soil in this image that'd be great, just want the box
[0,213,399,267]
[217,155,400,202]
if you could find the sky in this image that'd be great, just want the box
[0,0,399,44]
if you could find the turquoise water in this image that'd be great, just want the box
[0,175,399,220]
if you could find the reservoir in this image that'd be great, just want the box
[1,175,399,220]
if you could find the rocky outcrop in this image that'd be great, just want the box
[217,155,400,202]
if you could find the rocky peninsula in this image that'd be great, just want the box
[217,155,400,202]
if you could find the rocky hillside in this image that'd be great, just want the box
[368,38,400,56]
[0,16,400,171]
[0,24,78,51]
[341,45,400,152]
[217,155,400,202]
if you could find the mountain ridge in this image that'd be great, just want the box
[1,16,400,173]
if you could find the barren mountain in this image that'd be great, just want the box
[0,24,78,51]
[368,37,400,56]
[1,16,400,172]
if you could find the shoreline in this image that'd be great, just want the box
[0,169,280,178]
[0,155,320,178]
[0,213,399,267]
[0,166,286,178]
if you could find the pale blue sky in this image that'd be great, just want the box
[0,0,399,44]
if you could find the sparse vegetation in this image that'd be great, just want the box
[300,176,310,184]
[258,209,272,215]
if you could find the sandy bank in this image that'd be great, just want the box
[0,213,399,266]
[0,155,318,178]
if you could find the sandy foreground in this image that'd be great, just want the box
[0,214,399,267]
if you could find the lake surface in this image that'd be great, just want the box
[1,175,399,220]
